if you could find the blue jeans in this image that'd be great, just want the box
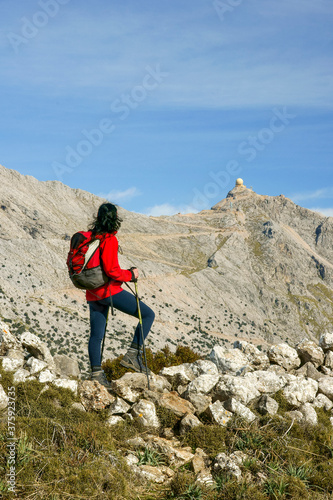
[88,289,155,368]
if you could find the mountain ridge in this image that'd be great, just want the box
[0,164,332,372]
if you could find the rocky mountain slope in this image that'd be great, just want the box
[0,164,332,372]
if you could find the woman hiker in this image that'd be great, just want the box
[83,202,155,388]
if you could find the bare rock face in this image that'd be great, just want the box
[185,374,220,395]
[214,374,261,405]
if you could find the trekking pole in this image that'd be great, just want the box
[134,281,151,390]
[101,287,114,363]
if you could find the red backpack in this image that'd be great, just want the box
[66,232,109,290]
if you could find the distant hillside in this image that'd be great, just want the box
[0,165,332,372]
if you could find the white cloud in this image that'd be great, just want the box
[289,187,333,203]
[309,207,333,217]
[144,203,199,217]
[99,187,141,202]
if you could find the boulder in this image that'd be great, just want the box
[108,397,131,415]
[295,362,322,381]
[312,393,333,411]
[195,470,215,487]
[296,340,324,368]
[268,343,301,371]
[244,370,286,394]
[191,360,219,377]
[106,415,124,426]
[39,370,56,383]
[283,376,318,406]
[1,356,24,372]
[286,410,303,422]
[214,374,260,405]
[223,398,256,423]
[13,368,30,384]
[299,403,318,426]
[319,333,333,352]
[324,351,333,370]
[257,395,279,416]
[233,341,270,370]
[185,373,220,395]
[318,376,333,401]
[26,357,48,374]
[179,413,202,435]
[183,392,212,415]
[206,400,233,426]
[158,391,195,418]
[209,346,248,374]
[131,399,160,429]
[20,332,55,369]
[79,380,115,411]
[159,364,195,385]
[53,378,78,394]
[53,354,80,378]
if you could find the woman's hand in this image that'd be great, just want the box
[132,268,139,280]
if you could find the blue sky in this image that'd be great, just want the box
[0,0,332,216]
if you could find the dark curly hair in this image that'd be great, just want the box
[89,203,123,236]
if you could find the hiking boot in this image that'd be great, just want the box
[90,369,112,390]
[138,346,152,375]
[120,346,151,374]
[120,347,142,373]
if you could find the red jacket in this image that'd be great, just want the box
[81,231,133,301]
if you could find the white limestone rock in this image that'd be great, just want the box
[214,374,261,405]
[299,403,318,426]
[223,398,256,423]
[108,397,131,415]
[257,395,279,416]
[26,357,48,374]
[268,343,301,371]
[2,356,24,372]
[312,393,333,411]
[20,332,55,369]
[53,354,80,378]
[318,376,333,401]
[233,340,270,370]
[191,360,219,377]
[283,376,318,406]
[324,351,333,370]
[0,384,8,410]
[207,400,233,426]
[209,345,249,374]
[39,369,56,383]
[319,333,333,352]
[0,321,20,355]
[131,399,160,429]
[296,340,324,368]
[52,378,78,394]
[159,363,195,385]
[12,368,30,384]
[106,415,124,426]
[244,370,287,394]
[185,373,220,395]
[179,413,202,435]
